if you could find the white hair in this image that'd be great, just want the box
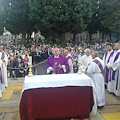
[92,51,99,57]
[84,48,90,53]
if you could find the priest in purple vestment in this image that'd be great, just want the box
[107,43,120,96]
[103,44,114,85]
[46,47,70,74]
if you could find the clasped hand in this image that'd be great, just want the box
[51,68,55,72]
[58,64,63,69]
[2,59,5,62]
[109,66,113,70]
[51,64,63,73]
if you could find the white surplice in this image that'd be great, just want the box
[0,52,8,87]
[103,50,114,67]
[0,59,5,98]
[103,50,114,85]
[80,54,93,73]
[87,57,105,107]
[107,50,120,96]
[0,83,2,98]
[66,53,73,73]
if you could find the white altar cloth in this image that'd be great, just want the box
[22,73,97,114]
[22,73,95,92]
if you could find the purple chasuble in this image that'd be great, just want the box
[105,51,114,83]
[0,52,5,84]
[46,54,70,74]
[93,59,104,75]
[111,52,120,90]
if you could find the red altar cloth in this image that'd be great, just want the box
[20,86,94,120]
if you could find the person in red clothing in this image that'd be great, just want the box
[23,55,29,63]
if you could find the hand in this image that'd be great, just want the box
[73,62,76,66]
[86,67,88,70]
[2,59,5,62]
[109,66,113,70]
[51,68,55,72]
[58,64,63,69]
[88,63,90,66]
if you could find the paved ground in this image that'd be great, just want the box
[0,61,120,120]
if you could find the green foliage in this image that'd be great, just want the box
[29,0,93,41]
[1,0,120,44]
[0,0,5,35]
[0,26,4,35]
[0,0,36,36]
[99,0,120,33]
[87,0,100,34]
[16,39,28,46]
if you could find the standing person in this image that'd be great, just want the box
[63,49,73,73]
[103,44,114,87]
[46,47,70,74]
[0,46,8,87]
[23,55,29,63]
[41,48,47,60]
[0,57,3,98]
[80,48,93,73]
[9,57,16,78]
[87,51,105,108]
[107,43,120,96]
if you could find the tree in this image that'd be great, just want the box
[0,0,6,35]
[86,0,113,43]
[66,0,93,43]
[99,0,120,33]
[29,0,93,46]
[0,0,36,42]
[0,24,4,36]
[86,0,100,42]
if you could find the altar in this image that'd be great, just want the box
[19,73,97,120]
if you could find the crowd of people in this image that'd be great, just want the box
[46,42,120,109]
[1,40,106,78]
[5,43,49,77]
[1,38,119,106]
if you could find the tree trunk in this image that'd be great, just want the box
[22,32,26,44]
[116,32,120,42]
[73,33,76,44]
[15,34,17,39]
[60,33,66,47]
[109,32,111,41]
[102,32,105,43]
[27,32,32,44]
[89,32,92,43]
[27,33,30,44]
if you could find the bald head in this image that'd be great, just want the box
[0,46,3,52]
[53,48,60,56]
[84,48,91,56]
[63,49,69,56]
[114,43,120,51]
[92,51,99,59]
